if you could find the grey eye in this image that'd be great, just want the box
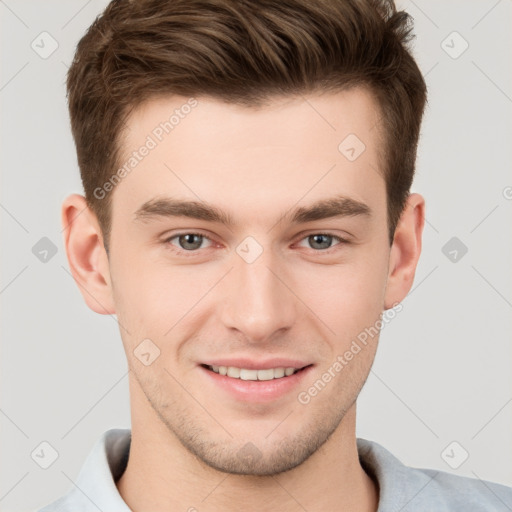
[307,234,336,250]
[175,233,205,251]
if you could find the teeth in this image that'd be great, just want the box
[257,369,274,381]
[240,369,258,380]
[273,367,285,378]
[227,367,240,378]
[208,365,300,380]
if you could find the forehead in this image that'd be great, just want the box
[112,88,386,226]
[123,88,383,153]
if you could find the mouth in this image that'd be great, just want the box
[200,364,311,381]
[198,362,314,403]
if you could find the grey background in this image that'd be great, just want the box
[1,0,511,510]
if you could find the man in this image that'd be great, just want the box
[38,0,512,510]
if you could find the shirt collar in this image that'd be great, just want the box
[62,429,132,511]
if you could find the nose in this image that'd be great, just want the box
[219,242,297,344]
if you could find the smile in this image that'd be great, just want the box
[204,365,304,380]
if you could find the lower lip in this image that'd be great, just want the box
[199,365,314,403]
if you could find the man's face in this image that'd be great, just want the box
[108,89,391,475]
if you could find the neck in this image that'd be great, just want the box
[117,381,378,512]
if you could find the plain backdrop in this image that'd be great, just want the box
[1,1,511,511]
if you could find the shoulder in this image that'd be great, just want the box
[35,429,132,512]
[36,493,88,512]
[357,438,512,511]
[420,467,512,511]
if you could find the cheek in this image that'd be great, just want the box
[110,249,214,344]
[299,251,389,334]
[109,248,169,339]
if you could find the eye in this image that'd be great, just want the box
[296,233,347,251]
[165,232,213,252]
[163,231,349,256]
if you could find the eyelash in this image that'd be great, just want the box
[163,231,350,257]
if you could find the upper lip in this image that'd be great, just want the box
[201,358,312,370]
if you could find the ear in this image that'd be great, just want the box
[61,194,115,314]
[384,193,425,309]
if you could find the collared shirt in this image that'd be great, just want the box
[37,428,512,511]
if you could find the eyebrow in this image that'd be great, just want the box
[134,194,371,226]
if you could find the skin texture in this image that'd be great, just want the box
[62,88,424,512]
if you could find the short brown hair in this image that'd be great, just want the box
[67,0,427,250]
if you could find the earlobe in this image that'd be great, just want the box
[384,193,425,309]
[61,194,115,315]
